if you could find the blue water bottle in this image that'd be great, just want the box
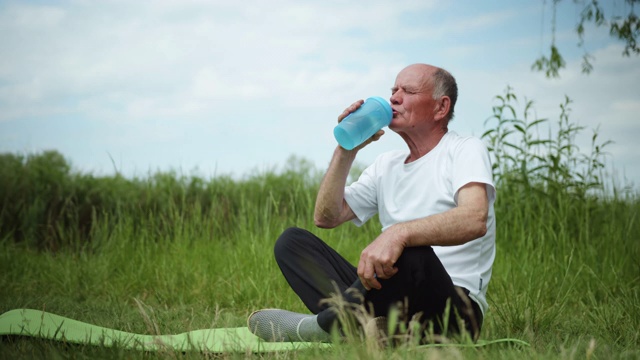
[333,97,392,150]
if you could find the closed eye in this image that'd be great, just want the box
[391,86,419,95]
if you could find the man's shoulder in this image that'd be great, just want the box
[443,131,488,152]
[444,130,482,143]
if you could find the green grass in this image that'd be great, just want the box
[1,160,638,360]
[1,91,639,359]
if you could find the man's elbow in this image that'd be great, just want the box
[471,211,488,239]
[474,223,488,239]
[314,202,350,229]
[314,212,339,229]
[314,216,337,229]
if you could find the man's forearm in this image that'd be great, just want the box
[314,146,357,228]
[392,207,487,248]
[390,183,490,247]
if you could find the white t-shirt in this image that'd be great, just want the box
[344,131,496,315]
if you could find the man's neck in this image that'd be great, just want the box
[401,127,448,163]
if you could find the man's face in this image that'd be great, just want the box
[388,65,437,132]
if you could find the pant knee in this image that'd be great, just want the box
[274,227,306,261]
[392,246,450,288]
[394,246,435,269]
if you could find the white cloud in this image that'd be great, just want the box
[0,0,440,123]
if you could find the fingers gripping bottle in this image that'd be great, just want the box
[333,97,393,151]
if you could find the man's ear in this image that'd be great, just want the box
[434,96,451,121]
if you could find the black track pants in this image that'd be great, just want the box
[274,227,483,339]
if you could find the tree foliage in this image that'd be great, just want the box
[533,0,640,78]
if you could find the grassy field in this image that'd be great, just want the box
[1,93,639,359]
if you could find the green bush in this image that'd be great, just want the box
[0,152,322,250]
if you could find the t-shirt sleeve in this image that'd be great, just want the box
[452,137,496,205]
[344,160,380,227]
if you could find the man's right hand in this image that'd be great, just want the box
[337,100,385,152]
[337,100,365,123]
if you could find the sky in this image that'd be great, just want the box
[1,0,639,191]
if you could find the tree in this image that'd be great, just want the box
[532,0,639,78]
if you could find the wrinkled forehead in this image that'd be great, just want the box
[394,65,434,91]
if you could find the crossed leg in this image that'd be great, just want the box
[273,227,482,340]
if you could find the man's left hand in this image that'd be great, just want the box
[357,226,406,290]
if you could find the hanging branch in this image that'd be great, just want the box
[533,0,639,78]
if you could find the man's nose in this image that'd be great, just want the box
[390,91,401,104]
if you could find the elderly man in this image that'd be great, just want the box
[248,64,496,343]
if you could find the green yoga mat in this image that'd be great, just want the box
[0,309,529,353]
